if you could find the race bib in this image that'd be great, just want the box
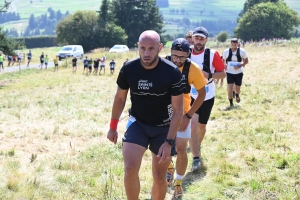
[228,61,240,69]
[205,85,209,93]
[191,87,198,96]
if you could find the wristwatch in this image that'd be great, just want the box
[208,73,213,79]
[165,139,175,146]
[185,113,192,119]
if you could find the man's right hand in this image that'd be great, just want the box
[107,129,118,144]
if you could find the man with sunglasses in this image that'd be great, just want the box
[189,27,226,171]
[166,38,207,199]
[223,38,249,107]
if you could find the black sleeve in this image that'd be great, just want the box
[116,66,129,90]
[170,68,184,96]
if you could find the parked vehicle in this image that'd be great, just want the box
[108,45,129,53]
[57,45,84,60]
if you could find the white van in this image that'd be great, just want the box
[57,45,84,60]
[109,45,129,53]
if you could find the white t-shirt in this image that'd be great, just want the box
[100,58,105,66]
[190,48,224,101]
[223,48,248,74]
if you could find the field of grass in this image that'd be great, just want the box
[0,42,300,199]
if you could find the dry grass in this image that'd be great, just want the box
[0,42,299,199]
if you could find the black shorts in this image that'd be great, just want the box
[100,65,105,68]
[88,66,92,70]
[27,57,31,60]
[73,63,77,67]
[195,97,215,124]
[123,119,176,156]
[40,60,44,64]
[84,65,88,68]
[110,67,114,70]
[18,58,21,61]
[226,73,244,86]
[94,65,98,68]
[55,64,58,66]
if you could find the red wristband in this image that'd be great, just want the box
[110,119,119,130]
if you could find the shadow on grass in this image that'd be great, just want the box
[0,82,9,89]
[182,163,207,192]
[220,104,243,111]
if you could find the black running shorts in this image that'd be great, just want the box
[123,119,176,156]
[226,73,244,86]
[195,97,215,124]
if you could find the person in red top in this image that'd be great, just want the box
[189,27,226,171]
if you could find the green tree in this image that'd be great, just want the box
[111,0,164,47]
[235,2,300,41]
[56,10,98,51]
[0,27,22,55]
[238,0,281,21]
[217,31,229,42]
[29,14,36,29]
[56,9,127,51]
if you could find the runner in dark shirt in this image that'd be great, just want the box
[109,59,116,75]
[93,58,99,75]
[87,58,92,76]
[83,56,89,75]
[107,30,184,200]
[27,50,32,67]
[40,52,44,69]
[72,57,77,73]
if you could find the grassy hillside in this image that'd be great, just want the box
[1,0,300,35]
[0,41,299,199]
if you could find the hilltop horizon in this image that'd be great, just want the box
[1,0,299,36]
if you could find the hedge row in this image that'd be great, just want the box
[16,36,58,49]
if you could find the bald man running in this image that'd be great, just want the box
[107,30,184,200]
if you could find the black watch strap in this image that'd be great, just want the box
[165,139,174,146]
[185,113,192,119]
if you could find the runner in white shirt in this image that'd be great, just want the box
[222,38,249,107]
[99,56,106,75]
[189,27,226,171]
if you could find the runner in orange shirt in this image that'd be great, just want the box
[166,38,206,199]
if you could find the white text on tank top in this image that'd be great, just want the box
[190,49,216,101]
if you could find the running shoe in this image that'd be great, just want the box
[166,160,175,186]
[173,179,183,199]
[192,158,201,172]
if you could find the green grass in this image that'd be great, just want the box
[0,42,300,199]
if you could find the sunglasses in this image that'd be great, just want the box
[231,41,238,43]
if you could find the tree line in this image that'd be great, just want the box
[23,7,69,37]
[56,0,163,51]
[0,12,21,24]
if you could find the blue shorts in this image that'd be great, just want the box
[123,116,176,156]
